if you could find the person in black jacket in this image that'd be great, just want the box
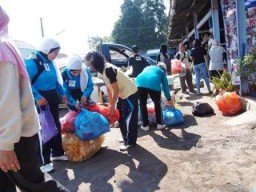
[156,44,171,75]
[128,45,150,78]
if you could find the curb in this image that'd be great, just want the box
[240,96,256,111]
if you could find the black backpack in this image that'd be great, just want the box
[192,102,215,116]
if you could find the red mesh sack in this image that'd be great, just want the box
[85,103,120,126]
[61,111,78,133]
[171,59,182,74]
[215,92,242,115]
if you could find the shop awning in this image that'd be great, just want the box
[167,0,211,44]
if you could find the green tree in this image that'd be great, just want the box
[88,36,102,50]
[112,0,168,50]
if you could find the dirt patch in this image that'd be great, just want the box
[50,89,256,192]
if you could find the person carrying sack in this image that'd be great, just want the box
[61,55,94,111]
[25,38,68,173]
[175,43,195,94]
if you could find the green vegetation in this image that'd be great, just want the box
[237,48,256,83]
[111,0,168,50]
[211,71,234,92]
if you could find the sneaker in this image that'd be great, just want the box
[196,92,200,96]
[40,163,54,173]
[51,155,68,161]
[140,125,149,131]
[189,90,196,93]
[182,90,189,94]
[157,124,166,130]
[119,144,135,151]
[118,137,124,143]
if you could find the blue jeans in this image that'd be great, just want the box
[193,63,211,93]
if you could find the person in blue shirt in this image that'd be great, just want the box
[61,55,94,111]
[25,38,68,173]
[136,64,174,131]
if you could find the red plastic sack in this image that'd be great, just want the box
[147,101,156,123]
[215,92,242,115]
[85,103,120,126]
[171,59,182,74]
[61,111,78,133]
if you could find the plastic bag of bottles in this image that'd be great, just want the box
[62,133,105,162]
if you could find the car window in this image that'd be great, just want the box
[109,50,127,63]
[109,47,133,63]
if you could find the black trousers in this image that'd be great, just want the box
[0,135,69,192]
[117,92,138,145]
[38,89,64,165]
[138,87,162,126]
[179,69,194,92]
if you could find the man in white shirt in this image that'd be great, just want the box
[175,43,195,94]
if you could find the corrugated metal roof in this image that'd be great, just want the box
[167,0,211,44]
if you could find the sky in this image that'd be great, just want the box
[1,0,169,55]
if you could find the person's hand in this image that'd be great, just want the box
[81,96,87,104]
[76,103,81,111]
[168,99,175,108]
[108,105,115,116]
[62,96,67,104]
[0,150,20,173]
[37,97,48,107]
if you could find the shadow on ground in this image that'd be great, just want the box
[51,146,167,192]
[148,128,201,151]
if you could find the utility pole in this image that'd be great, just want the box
[40,17,44,37]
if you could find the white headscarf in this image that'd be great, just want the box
[37,38,60,54]
[212,39,220,47]
[67,55,88,92]
[37,37,63,85]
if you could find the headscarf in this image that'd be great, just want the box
[160,44,169,59]
[67,55,88,92]
[37,38,60,55]
[0,6,29,79]
[37,37,63,85]
[212,39,220,47]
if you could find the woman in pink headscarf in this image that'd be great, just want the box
[0,6,69,192]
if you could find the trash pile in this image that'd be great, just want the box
[60,103,120,162]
